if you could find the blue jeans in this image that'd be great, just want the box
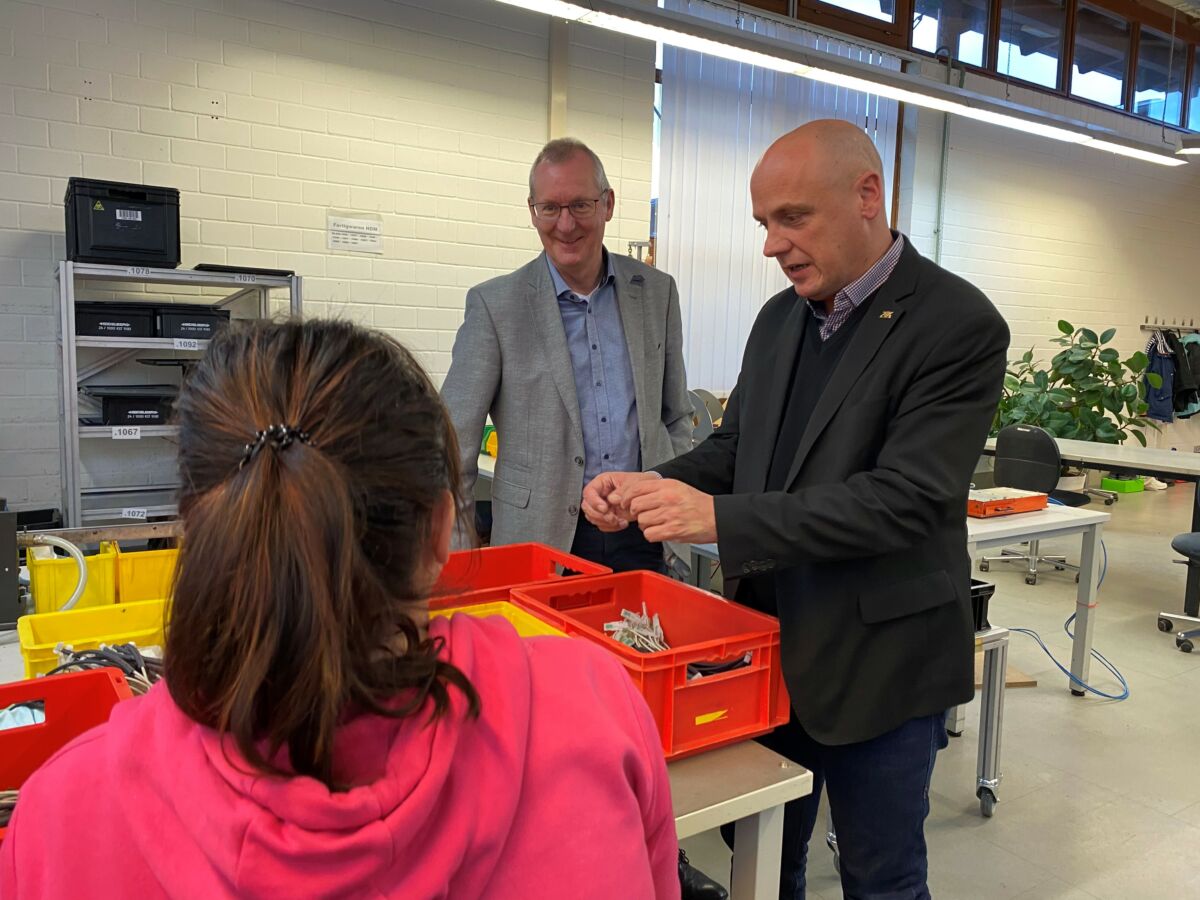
[725,711,948,900]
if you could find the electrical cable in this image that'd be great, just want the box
[1007,497,1129,700]
[23,534,88,612]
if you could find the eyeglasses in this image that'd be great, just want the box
[529,197,607,220]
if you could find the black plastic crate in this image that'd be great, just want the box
[75,302,157,338]
[971,579,994,632]
[65,178,180,268]
[85,385,177,426]
[158,305,230,340]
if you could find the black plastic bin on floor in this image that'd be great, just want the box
[971,579,994,632]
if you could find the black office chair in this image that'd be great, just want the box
[1160,533,1200,653]
[979,424,1091,585]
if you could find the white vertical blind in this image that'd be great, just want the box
[660,0,903,390]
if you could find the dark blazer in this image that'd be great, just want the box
[655,240,1009,746]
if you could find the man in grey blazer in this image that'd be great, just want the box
[441,138,693,572]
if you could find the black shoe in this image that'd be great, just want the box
[678,848,729,900]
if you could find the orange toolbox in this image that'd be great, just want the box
[0,669,133,844]
[429,543,609,610]
[512,571,790,760]
[967,488,1049,518]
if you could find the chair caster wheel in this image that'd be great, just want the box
[947,729,963,738]
[1104,498,1115,505]
[1158,617,1174,633]
[979,560,990,572]
[1054,564,1065,571]
[979,788,997,818]
[1178,638,1194,653]
[1025,575,1037,585]
[1075,573,1080,583]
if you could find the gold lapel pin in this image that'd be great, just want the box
[880,310,894,319]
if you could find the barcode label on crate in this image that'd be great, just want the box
[121,508,148,520]
[173,338,201,351]
[116,209,142,222]
[234,273,257,283]
[112,426,142,440]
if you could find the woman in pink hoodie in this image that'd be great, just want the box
[0,319,680,899]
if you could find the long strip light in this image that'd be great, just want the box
[1179,135,1200,156]
[499,0,1188,167]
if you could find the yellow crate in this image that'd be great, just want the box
[117,546,178,603]
[431,601,564,639]
[17,599,168,678]
[27,541,119,615]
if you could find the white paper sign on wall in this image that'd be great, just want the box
[327,213,383,254]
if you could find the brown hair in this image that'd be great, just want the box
[166,318,479,789]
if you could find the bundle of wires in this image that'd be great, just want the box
[47,643,164,696]
[0,790,17,827]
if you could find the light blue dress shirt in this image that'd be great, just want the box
[548,253,641,484]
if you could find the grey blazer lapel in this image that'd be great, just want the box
[613,258,649,444]
[526,254,583,438]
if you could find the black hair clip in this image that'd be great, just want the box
[239,423,313,470]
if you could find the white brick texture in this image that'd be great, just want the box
[0,0,655,510]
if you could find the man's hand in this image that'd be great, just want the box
[619,478,717,545]
[582,471,659,532]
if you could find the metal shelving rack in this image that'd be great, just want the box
[56,261,302,526]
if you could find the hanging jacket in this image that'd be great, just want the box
[1178,334,1200,419]
[1146,343,1176,424]
[1164,330,1199,413]
[0,613,681,900]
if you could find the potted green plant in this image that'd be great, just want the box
[992,322,1163,463]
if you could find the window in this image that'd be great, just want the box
[815,0,896,23]
[911,0,988,66]
[1070,4,1129,108]
[998,0,1067,89]
[1134,27,1185,126]
[1189,51,1200,131]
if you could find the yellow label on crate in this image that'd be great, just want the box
[93,201,105,211]
[695,709,729,726]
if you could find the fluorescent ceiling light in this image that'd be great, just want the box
[1179,135,1200,156]
[498,0,1187,167]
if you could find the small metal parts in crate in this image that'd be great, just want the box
[604,603,669,652]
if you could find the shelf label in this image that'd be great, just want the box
[234,273,257,283]
[121,508,148,520]
[173,338,201,351]
[111,426,142,440]
[126,266,152,277]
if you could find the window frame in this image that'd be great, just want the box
[734,0,1200,131]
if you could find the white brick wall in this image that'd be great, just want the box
[0,0,654,511]
[904,64,1200,451]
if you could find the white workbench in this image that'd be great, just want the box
[985,436,1200,621]
[669,741,812,898]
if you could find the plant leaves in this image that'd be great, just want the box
[1126,351,1149,373]
[1147,372,1163,389]
[1100,328,1117,344]
[1098,348,1120,363]
[1057,320,1074,335]
[1132,429,1148,447]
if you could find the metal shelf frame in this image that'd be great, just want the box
[56,261,302,526]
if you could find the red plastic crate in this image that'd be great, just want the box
[512,572,790,760]
[429,542,609,610]
[0,669,133,843]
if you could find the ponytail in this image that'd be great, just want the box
[166,320,479,788]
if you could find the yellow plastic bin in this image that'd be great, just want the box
[17,599,168,678]
[117,546,178,603]
[430,600,565,639]
[27,541,119,615]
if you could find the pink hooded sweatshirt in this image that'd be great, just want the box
[0,614,680,899]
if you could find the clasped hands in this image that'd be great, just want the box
[581,472,717,544]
